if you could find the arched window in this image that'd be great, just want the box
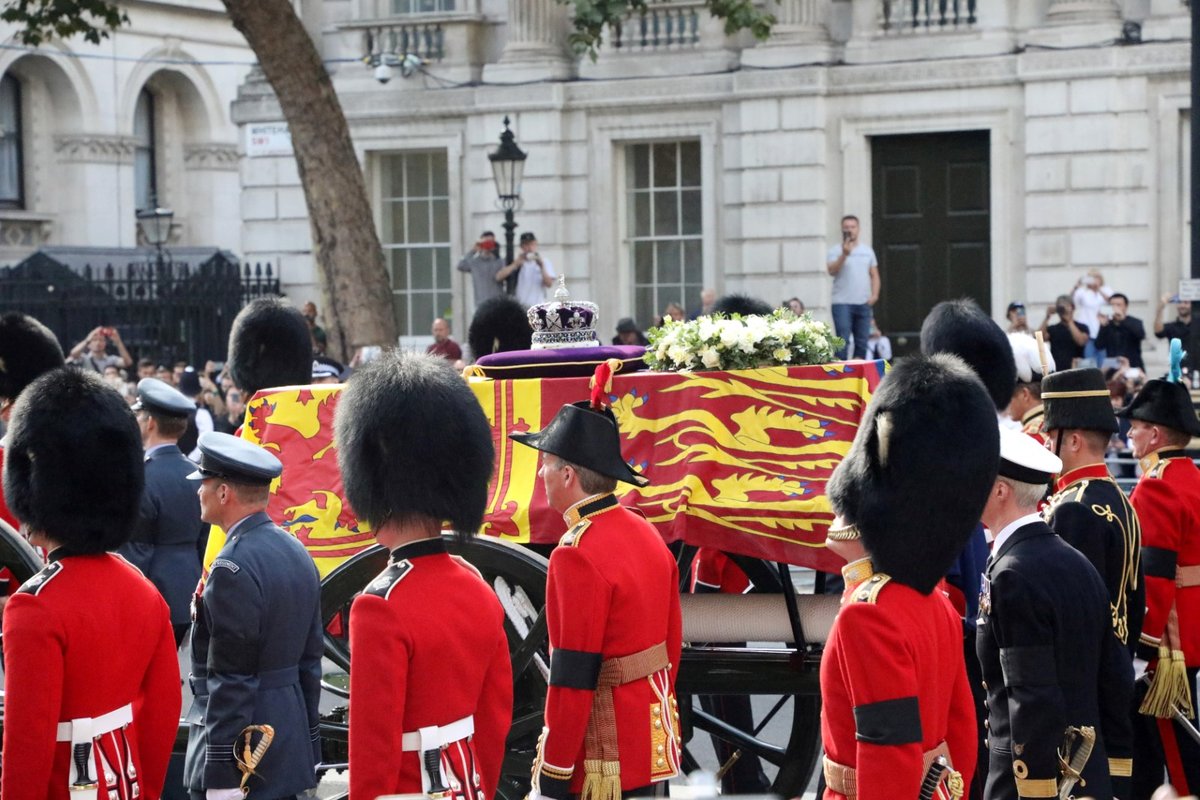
[134,88,157,210]
[0,74,24,208]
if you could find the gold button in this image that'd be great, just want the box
[654,720,662,729]
[656,745,665,754]
[656,759,665,767]
[870,576,881,582]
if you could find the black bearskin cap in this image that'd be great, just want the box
[920,299,1016,411]
[712,294,773,317]
[3,368,143,552]
[0,313,64,401]
[227,297,313,397]
[335,351,494,536]
[468,296,532,360]
[828,354,1000,594]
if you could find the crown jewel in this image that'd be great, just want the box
[527,276,600,349]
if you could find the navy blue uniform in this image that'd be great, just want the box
[976,521,1133,800]
[184,511,323,799]
[119,443,206,639]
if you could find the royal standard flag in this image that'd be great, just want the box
[206,361,884,576]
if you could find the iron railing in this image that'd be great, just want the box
[0,253,281,368]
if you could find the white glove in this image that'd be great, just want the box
[206,789,243,800]
[1133,657,1149,682]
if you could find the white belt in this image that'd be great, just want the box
[401,715,474,752]
[55,704,133,744]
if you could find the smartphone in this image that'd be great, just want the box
[842,231,851,242]
[1099,304,1113,317]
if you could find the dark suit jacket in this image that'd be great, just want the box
[1096,315,1146,369]
[183,512,323,796]
[118,444,205,625]
[976,521,1133,800]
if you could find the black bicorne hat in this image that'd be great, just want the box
[1117,379,1200,436]
[3,368,143,552]
[510,401,649,487]
[0,313,64,401]
[920,299,1016,411]
[1041,368,1118,434]
[827,354,1000,594]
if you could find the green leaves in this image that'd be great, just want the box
[562,0,775,59]
[1,0,128,46]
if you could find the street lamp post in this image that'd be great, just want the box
[136,201,175,275]
[488,116,527,296]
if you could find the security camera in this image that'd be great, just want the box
[374,62,394,84]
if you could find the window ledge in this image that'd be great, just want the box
[0,211,54,252]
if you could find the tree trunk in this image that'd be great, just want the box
[222,0,395,359]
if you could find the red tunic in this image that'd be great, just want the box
[1,552,181,800]
[1130,450,1200,666]
[533,493,683,798]
[820,574,978,800]
[690,547,750,594]
[348,537,513,800]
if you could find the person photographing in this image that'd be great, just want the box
[497,231,557,308]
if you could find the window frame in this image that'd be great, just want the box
[134,88,158,211]
[0,73,25,210]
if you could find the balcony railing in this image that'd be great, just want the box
[605,1,703,52]
[363,23,445,62]
[882,0,977,33]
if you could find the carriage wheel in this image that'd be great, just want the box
[0,519,47,585]
[317,535,550,800]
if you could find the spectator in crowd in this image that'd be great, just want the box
[457,230,504,309]
[826,214,880,360]
[303,301,328,355]
[1095,292,1146,370]
[156,364,175,385]
[1006,301,1030,334]
[426,317,463,362]
[216,387,245,434]
[864,319,892,361]
[1154,293,1199,369]
[785,297,805,316]
[1072,268,1114,361]
[100,364,135,404]
[68,325,133,373]
[1040,294,1088,370]
[177,368,214,462]
[690,287,717,319]
[613,317,649,347]
[496,231,556,308]
[663,302,686,322]
[137,357,156,380]
[312,357,345,384]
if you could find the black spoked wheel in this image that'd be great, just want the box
[317,534,550,800]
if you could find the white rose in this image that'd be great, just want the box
[698,318,720,342]
[667,343,691,365]
[700,347,722,369]
[773,347,792,362]
[737,328,758,354]
[719,321,741,349]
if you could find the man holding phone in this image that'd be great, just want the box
[1154,293,1200,371]
[826,215,880,360]
[1095,292,1145,370]
[457,230,505,311]
[68,325,133,374]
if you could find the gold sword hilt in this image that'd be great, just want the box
[235,724,276,798]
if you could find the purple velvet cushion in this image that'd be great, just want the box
[472,345,648,379]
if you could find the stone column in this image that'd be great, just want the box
[482,0,573,84]
[1025,0,1120,47]
[742,0,834,67]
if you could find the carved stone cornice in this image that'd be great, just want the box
[828,56,1016,93]
[54,135,137,164]
[184,143,239,171]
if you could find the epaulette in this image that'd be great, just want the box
[17,561,62,596]
[363,559,413,601]
[851,572,891,604]
[112,552,147,579]
[1146,459,1170,480]
[559,518,591,548]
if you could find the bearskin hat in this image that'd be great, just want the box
[227,297,313,397]
[0,313,64,401]
[920,299,1016,411]
[468,295,532,360]
[712,294,773,317]
[827,354,1000,594]
[3,368,143,552]
[335,351,494,537]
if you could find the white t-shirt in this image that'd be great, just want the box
[514,255,557,308]
[827,243,878,305]
[1072,284,1113,339]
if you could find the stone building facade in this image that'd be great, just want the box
[0,0,252,263]
[236,0,1192,363]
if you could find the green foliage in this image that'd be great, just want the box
[564,0,774,58]
[1,0,128,46]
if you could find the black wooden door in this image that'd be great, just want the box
[871,131,991,356]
